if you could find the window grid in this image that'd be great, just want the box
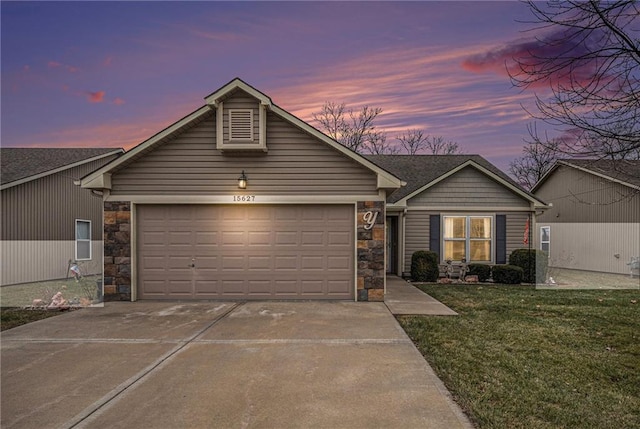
[443,215,493,263]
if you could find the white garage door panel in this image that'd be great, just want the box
[137,204,354,300]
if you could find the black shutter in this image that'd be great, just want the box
[496,215,506,264]
[429,215,441,261]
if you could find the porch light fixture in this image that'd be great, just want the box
[238,170,248,189]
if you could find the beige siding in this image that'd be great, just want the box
[535,222,640,275]
[1,157,116,241]
[407,166,529,208]
[403,211,431,271]
[1,240,102,285]
[536,165,640,223]
[110,111,378,196]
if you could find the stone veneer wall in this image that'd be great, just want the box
[103,201,131,301]
[356,201,385,301]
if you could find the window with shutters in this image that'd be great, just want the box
[443,215,493,263]
[229,109,254,141]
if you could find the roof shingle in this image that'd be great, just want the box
[1,148,122,186]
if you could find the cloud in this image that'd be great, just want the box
[113,97,125,105]
[86,91,106,103]
[47,60,79,73]
[461,28,601,89]
[103,56,113,66]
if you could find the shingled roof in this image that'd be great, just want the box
[364,154,536,204]
[549,159,640,190]
[1,148,123,187]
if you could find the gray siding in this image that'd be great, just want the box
[505,212,530,257]
[110,111,379,196]
[402,211,532,272]
[536,165,640,223]
[1,156,117,241]
[407,166,530,208]
[404,211,431,271]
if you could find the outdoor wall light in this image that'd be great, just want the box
[238,170,248,189]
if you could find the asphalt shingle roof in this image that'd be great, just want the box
[1,148,121,186]
[558,159,640,189]
[364,154,534,203]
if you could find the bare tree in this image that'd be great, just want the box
[363,132,401,155]
[425,135,461,155]
[509,135,561,190]
[511,0,640,160]
[397,129,462,155]
[312,102,383,153]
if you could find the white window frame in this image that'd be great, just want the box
[75,219,92,261]
[442,215,494,263]
[228,109,254,141]
[540,226,550,256]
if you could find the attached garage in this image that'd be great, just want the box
[82,78,400,302]
[137,204,354,300]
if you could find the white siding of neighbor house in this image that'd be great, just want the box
[407,166,530,208]
[110,111,379,196]
[1,241,102,286]
[535,222,640,275]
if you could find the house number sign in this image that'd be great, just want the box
[233,195,256,202]
[362,210,378,230]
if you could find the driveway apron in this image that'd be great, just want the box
[1,301,472,429]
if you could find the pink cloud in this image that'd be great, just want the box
[66,65,79,73]
[47,60,62,68]
[461,29,604,90]
[86,91,106,103]
[103,56,113,66]
[113,97,125,105]
[23,65,30,72]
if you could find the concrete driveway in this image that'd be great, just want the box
[1,301,472,429]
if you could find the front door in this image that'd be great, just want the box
[386,216,398,274]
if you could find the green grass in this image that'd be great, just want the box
[398,284,640,429]
[0,307,70,331]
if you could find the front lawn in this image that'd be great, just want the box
[398,284,640,429]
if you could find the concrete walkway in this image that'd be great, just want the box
[1,300,472,429]
[385,276,458,316]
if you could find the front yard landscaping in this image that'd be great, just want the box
[398,284,640,429]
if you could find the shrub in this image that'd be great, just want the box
[509,249,549,284]
[468,264,492,282]
[492,265,523,284]
[411,251,440,282]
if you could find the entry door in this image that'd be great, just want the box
[386,216,398,274]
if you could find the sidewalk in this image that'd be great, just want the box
[385,276,458,316]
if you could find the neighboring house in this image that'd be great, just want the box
[79,78,547,302]
[365,155,548,277]
[1,148,124,285]
[532,159,640,275]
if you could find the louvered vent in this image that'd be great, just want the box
[229,109,253,141]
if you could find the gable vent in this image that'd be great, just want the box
[229,109,253,141]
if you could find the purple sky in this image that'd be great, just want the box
[1,1,557,172]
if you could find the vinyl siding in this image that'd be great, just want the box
[404,211,431,271]
[535,222,640,275]
[1,240,102,285]
[402,211,532,273]
[1,157,117,241]
[407,166,530,208]
[110,111,379,196]
[536,165,640,223]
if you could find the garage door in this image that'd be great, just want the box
[137,204,354,300]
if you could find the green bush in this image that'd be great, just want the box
[468,264,492,282]
[411,251,440,282]
[492,265,523,284]
[509,249,549,284]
